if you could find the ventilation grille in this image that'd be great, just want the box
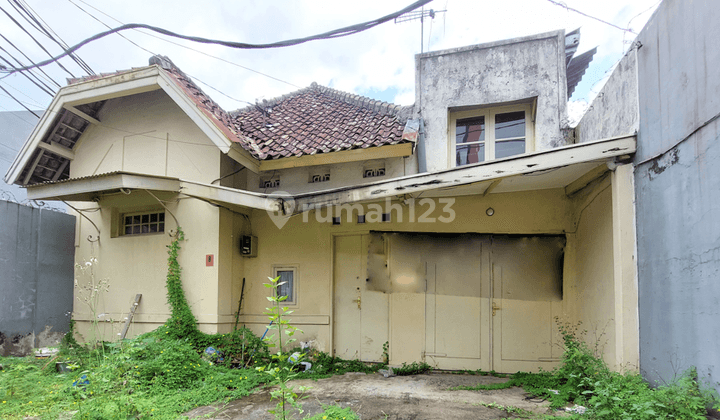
[260,179,280,188]
[310,173,330,183]
[363,168,386,178]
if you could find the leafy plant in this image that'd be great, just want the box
[305,404,360,420]
[393,361,432,376]
[258,275,307,419]
[382,341,389,365]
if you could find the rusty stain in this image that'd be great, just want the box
[371,189,387,195]
[647,147,679,179]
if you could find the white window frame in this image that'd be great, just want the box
[121,210,166,236]
[449,102,535,168]
[272,265,298,306]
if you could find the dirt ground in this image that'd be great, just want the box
[184,372,564,419]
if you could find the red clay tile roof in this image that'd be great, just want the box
[231,83,410,160]
[66,56,410,161]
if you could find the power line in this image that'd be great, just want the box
[0,84,40,117]
[66,0,254,106]
[9,0,95,74]
[69,0,295,89]
[0,50,57,96]
[2,0,432,75]
[544,0,636,34]
[0,80,46,107]
[0,5,78,77]
[0,34,61,88]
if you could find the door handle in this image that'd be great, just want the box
[492,302,501,316]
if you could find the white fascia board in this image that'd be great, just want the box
[4,67,163,185]
[179,179,269,211]
[294,135,636,211]
[25,172,181,201]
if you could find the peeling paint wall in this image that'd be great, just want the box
[416,31,569,172]
[634,0,719,391]
[0,200,75,356]
[575,50,639,143]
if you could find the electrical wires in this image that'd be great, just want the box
[1,0,433,75]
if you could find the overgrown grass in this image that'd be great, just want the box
[0,330,265,419]
[452,319,718,419]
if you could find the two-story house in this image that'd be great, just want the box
[4,29,638,372]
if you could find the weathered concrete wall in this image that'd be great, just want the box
[416,31,569,172]
[575,51,639,143]
[0,200,76,356]
[633,0,720,391]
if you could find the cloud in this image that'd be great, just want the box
[0,0,660,121]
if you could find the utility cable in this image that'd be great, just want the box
[69,0,298,89]
[0,34,61,88]
[8,0,95,74]
[66,0,254,106]
[544,0,636,34]
[0,51,57,96]
[0,5,77,77]
[3,0,432,75]
[0,84,40,117]
[0,79,47,108]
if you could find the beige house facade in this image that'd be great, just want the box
[5,30,638,373]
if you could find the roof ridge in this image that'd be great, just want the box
[229,82,405,118]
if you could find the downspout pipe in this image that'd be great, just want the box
[417,118,427,173]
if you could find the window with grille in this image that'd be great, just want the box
[123,211,165,235]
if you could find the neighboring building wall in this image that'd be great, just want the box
[575,51,639,143]
[416,31,569,172]
[0,111,65,212]
[0,200,75,356]
[633,0,720,390]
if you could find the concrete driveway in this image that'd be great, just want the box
[185,372,562,419]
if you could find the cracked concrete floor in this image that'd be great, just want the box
[184,372,562,419]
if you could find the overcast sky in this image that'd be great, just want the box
[0,0,661,128]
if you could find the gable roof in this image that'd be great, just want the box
[231,83,410,160]
[4,56,414,186]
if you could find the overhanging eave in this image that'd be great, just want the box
[293,135,636,211]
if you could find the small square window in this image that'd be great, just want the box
[357,214,366,224]
[332,217,341,225]
[123,211,165,236]
[381,213,391,222]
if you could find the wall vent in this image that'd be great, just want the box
[363,168,386,178]
[260,178,280,189]
[310,173,331,183]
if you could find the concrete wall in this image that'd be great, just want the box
[71,89,221,184]
[633,0,720,389]
[234,185,632,370]
[415,31,569,172]
[0,200,76,356]
[68,89,229,341]
[244,157,408,195]
[575,51,639,143]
